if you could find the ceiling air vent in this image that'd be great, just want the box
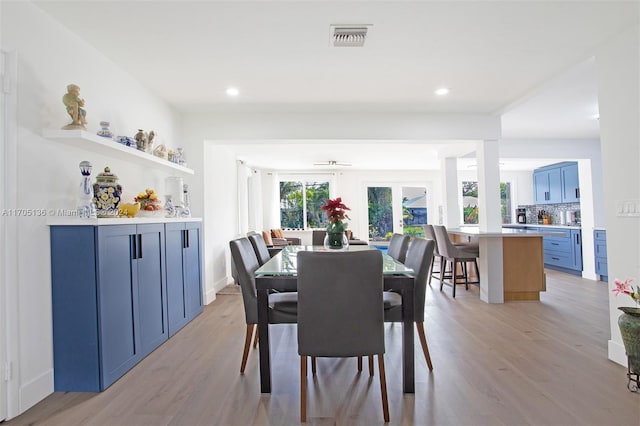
[331,25,371,47]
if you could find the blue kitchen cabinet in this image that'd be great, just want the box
[561,163,580,203]
[533,162,579,204]
[539,227,582,274]
[594,230,608,282]
[166,222,203,336]
[51,223,168,391]
[533,167,562,204]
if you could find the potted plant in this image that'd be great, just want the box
[321,197,350,249]
[612,278,640,392]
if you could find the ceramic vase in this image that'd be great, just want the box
[618,306,640,391]
[92,166,122,218]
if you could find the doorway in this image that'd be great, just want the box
[367,184,428,242]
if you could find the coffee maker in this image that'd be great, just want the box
[516,207,527,224]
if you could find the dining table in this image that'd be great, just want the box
[254,245,416,394]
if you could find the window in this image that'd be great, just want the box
[462,181,512,224]
[279,180,330,229]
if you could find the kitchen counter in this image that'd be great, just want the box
[447,227,550,303]
[503,224,581,229]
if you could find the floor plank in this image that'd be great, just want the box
[5,270,639,425]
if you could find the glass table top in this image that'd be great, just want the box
[255,245,414,276]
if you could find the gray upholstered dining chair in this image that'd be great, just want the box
[433,225,480,297]
[247,233,272,266]
[387,233,410,263]
[229,237,298,374]
[382,237,436,370]
[297,250,389,423]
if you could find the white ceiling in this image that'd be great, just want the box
[33,1,638,171]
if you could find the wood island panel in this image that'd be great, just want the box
[502,236,546,301]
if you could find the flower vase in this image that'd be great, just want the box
[618,307,640,392]
[324,232,349,250]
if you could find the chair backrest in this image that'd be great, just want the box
[311,230,326,246]
[423,225,440,257]
[404,238,435,323]
[387,233,410,263]
[248,233,271,266]
[297,250,384,357]
[433,225,455,259]
[229,237,260,324]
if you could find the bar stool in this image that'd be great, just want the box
[433,225,480,297]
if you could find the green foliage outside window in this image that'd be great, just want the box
[368,187,393,240]
[280,181,330,229]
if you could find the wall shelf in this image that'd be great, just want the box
[43,129,194,175]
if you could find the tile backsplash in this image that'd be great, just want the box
[518,203,581,225]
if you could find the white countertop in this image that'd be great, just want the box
[448,227,564,237]
[503,223,581,229]
[48,217,202,226]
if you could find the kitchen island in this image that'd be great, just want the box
[447,227,562,303]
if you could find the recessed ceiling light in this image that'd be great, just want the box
[435,87,450,96]
[226,87,239,97]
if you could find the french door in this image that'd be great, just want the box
[367,184,428,241]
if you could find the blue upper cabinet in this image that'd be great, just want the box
[561,163,580,203]
[533,162,579,204]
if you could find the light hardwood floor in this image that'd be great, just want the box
[5,270,639,425]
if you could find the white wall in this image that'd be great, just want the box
[596,24,640,366]
[1,2,184,417]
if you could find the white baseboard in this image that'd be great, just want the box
[204,276,232,305]
[19,369,53,415]
[608,340,627,367]
[582,271,598,281]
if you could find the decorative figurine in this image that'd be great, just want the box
[92,166,122,218]
[97,121,113,139]
[77,161,97,218]
[62,84,88,130]
[153,144,168,160]
[147,130,155,153]
[164,195,176,218]
[134,129,148,152]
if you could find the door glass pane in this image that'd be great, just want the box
[368,187,393,241]
[280,181,303,228]
[305,182,330,228]
[402,187,427,237]
[462,181,479,224]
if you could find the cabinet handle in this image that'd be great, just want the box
[186,229,190,248]
[576,234,580,245]
[138,234,143,259]
[131,234,137,259]
[575,188,579,199]
[551,242,559,245]
[552,257,560,261]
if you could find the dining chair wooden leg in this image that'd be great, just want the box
[253,328,259,348]
[357,356,363,372]
[463,261,469,290]
[368,355,374,377]
[240,324,254,374]
[415,322,433,371]
[439,258,447,291]
[474,259,480,283]
[301,356,307,423]
[378,354,390,423]
[311,356,317,376]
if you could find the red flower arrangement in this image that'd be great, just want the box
[322,197,350,232]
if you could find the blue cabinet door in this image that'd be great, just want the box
[184,222,204,321]
[571,229,583,271]
[562,164,580,202]
[165,222,203,336]
[96,225,139,389]
[135,224,168,357]
[166,223,189,336]
[547,167,562,204]
[533,171,549,204]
